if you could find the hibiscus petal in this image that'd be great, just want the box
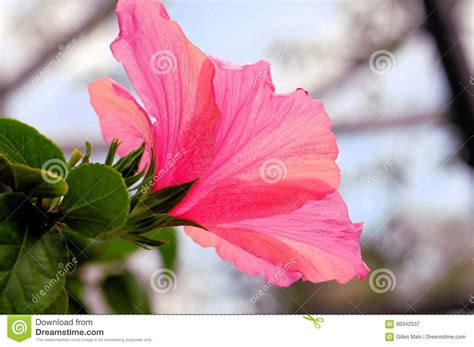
[185,192,368,286]
[186,227,302,287]
[111,0,220,187]
[174,59,340,224]
[88,77,153,168]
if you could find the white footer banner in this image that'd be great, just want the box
[1,315,472,346]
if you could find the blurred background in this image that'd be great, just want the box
[0,0,473,314]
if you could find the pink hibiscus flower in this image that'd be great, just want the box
[88,0,369,286]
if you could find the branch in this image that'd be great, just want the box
[0,0,117,102]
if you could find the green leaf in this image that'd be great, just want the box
[122,232,168,250]
[130,155,156,210]
[105,139,120,166]
[0,193,70,313]
[0,118,65,168]
[123,213,203,235]
[93,238,139,262]
[101,270,151,314]
[65,277,87,314]
[42,288,69,314]
[0,154,68,198]
[123,179,201,235]
[67,149,84,169]
[62,231,96,263]
[113,143,145,172]
[81,142,92,164]
[61,163,130,240]
[113,143,145,180]
[155,227,178,270]
[63,231,140,263]
[131,180,196,216]
[123,173,144,188]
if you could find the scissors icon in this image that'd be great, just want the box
[303,315,325,329]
